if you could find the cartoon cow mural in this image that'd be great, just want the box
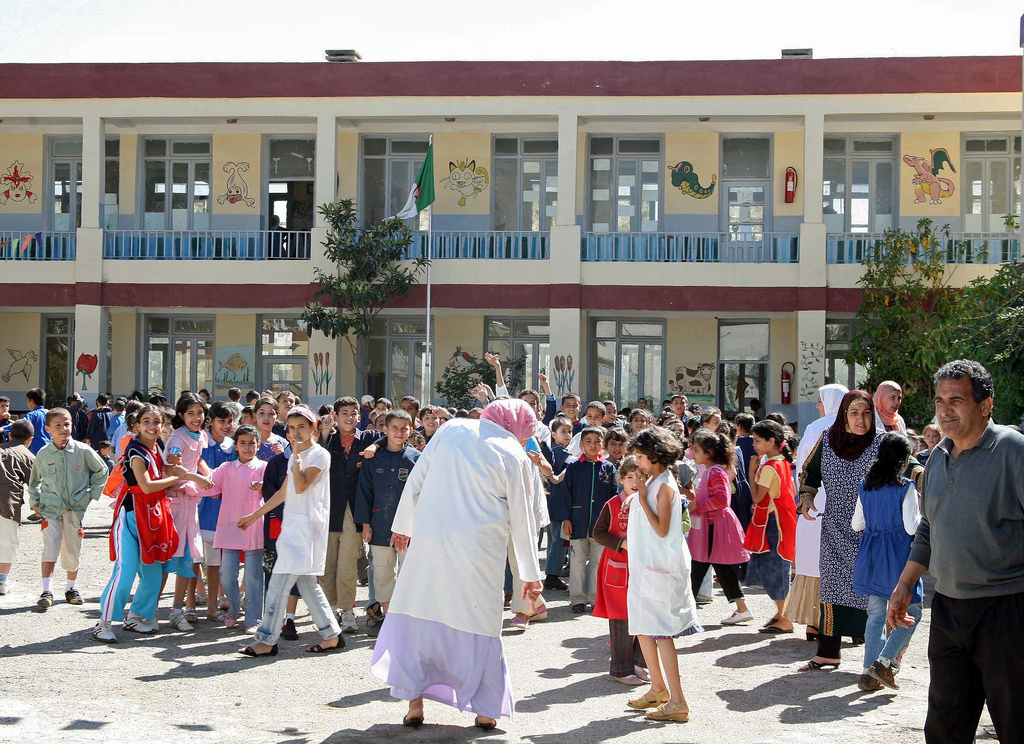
[667,363,715,396]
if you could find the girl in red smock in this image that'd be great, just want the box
[593,456,650,685]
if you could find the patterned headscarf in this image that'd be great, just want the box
[829,390,877,461]
[480,399,538,442]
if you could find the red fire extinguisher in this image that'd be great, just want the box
[781,362,794,404]
[784,167,797,204]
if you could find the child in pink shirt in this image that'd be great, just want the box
[205,425,267,632]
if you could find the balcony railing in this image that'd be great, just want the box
[104,230,311,260]
[580,232,799,263]
[0,231,76,260]
[402,230,549,260]
[828,233,1021,265]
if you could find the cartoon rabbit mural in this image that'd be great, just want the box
[217,162,255,207]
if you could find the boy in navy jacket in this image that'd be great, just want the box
[551,425,617,613]
[353,409,419,636]
[543,416,574,590]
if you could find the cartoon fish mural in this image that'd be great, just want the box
[668,161,716,199]
[218,352,249,381]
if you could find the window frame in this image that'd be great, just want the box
[589,317,666,407]
[483,315,551,393]
[40,314,75,408]
[359,135,431,230]
[716,319,770,415]
[139,137,213,231]
[960,133,1022,234]
[140,314,216,400]
[824,318,868,391]
[257,315,309,399]
[719,135,774,238]
[491,135,558,232]
[364,317,434,402]
[585,135,664,234]
[821,134,900,234]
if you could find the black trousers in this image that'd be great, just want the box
[608,618,646,678]
[689,523,745,602]
[925,591,1024,744]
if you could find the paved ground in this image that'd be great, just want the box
[0,499,994,743]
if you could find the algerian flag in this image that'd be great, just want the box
[395,142,435,219]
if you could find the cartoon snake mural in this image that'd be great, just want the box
[668,161,716,199]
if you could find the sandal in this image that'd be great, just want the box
[529,604,548,622]
[646,700,690,722]
[799,658,840,671]
[627,688,669,709]
[758,619,793,634]
[184,608,200,624]
[239,644,278,657]
[402,714,424,729]
[806,626,820,642]
[306,639,345,653]
[474,716,497,731]
[210,609,228,623]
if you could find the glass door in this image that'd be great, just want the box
[145,317,215,399]
[718,363,767,417]
[264,360,304,397]
[849,160,895,233]
[388,339,427,403]
[51,160,82,231]
[963,157,1018,232]
[171,338,214,401]
[725,182,767,243]
[615,158,661,233]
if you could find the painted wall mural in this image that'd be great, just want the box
[312,352,332,395]
[668,161,716,199]
[216,162,255,207]
[0,162,37,206]
[440,159,489,206]
[667,363,715,396]
[552,355,575,396]
[800,341,824,400]
[76,353,98,391]
[2,349,36,383]
[903,148,956,205]
[216,346,253,385]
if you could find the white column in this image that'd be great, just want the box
[548,308,583,399]
[796,310,827,428]
[73,304,108,405]
[556,112,578,225]
[314,114,338,225]
[81,116,104,230]
[549,112,583,394]
[802,111,824,224]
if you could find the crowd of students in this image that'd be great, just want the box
[0,367,940,720]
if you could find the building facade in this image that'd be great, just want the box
[0,56,1020,424]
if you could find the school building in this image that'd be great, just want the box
[0,54,1020,424]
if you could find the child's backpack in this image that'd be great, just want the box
[103,454,127,502]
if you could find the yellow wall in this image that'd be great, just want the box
[433,314,484,391]
[119,134,138,214]
[665,317,717,402]
[433,132,491,215]
[337,132,359,202]
[773,131,804,217]
[215,313,257,392]
[665,131,719,216]
[0,312,42,393]
[212,133,261,214]
[769,316,798,407]
[900,131,960,218]
[109,311,137,394]
[0,135,44,214]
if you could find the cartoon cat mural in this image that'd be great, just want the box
[440,159,489,206]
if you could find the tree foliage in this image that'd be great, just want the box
[301,200,428,388]
[847,218,1024,427]
[434,353,527,409]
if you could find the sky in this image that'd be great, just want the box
[5,0,1024,64]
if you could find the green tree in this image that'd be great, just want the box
[435,353,527,409]
[302,200,428,391]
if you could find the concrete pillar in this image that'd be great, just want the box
[548,308,583,400]
[796,309,827,429]
[314,115,338,225]
[72,304,108,405]
[306,328,340,411]
[556,112,578,226]
[81,116,104,230]
[802,112,825,224]
[550,112,584,396]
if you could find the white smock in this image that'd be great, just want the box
[387,418,542,637]
[793,384,847,578]
[271,443,331,576]
[626,469,700,638]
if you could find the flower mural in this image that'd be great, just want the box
[76,353,98,391]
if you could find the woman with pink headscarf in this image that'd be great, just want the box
[370,399,545,731]
[873,381,907,434]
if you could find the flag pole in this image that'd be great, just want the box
[422,134,434,405]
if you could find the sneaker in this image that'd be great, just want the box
[695,594,713,605]
[123,614,158,634]
[339,609,358,634]
[364,601,384,626]
[92,621,118,643]
[543,575,567,591]
[280,617,299,640]
[0,580,8,595]
[868,660,900,691]
[721,610,754,626]
[37,591,54,608]
[168,612,194,632]
[65,588,83,605]
[571,603,586,614]
[858,673,883,692]
[367,617,385,638]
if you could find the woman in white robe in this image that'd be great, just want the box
[782,383,848,633]
[370,399,543,730]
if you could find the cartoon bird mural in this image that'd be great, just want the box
[452,347,474,369]
[668,161,716,199]
[2,349,36,383]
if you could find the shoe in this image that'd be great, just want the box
[339,609,358,634]
[858,674,884,692]
[280,618,299,640]
[65,588,83,605]
[530,604,548,622]
[806,626,820,642]
[367,617,385,638]
[224,614,237,628]
[543,575,567,591]
[184,608,200,624]
[799,659,841,671]
[571,603,586,614]
[695,594,713,604]
[627,688,670,709]
[758,619,793,634]
[92,621,118,643]
[244,625,259,635]
[474,716,497,731]
[646,700,690,722]
[210,609,228,623]
[0,580,8,595]
[239,643,278,658]
[510,615,529,631]
[402,714,423,729]
[26,513,42,524]
[851,637,865,645]
[168,612,194,632]
[37,591,53,608]
[364,601,383,626]
[721,610,753,625]
[868,660,899,690]
[613,674,646,685]
[124,612,158,634]
[306,636,346,653]
[503,593,512,609]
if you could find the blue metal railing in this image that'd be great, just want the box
[104,230,311,260]
[0,231,76,260]
[827,233,1021,265]
[402,230,549,260]
[580,232,799,263]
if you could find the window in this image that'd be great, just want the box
[143,138,211,230]
[721,137,771,242]
[822,136,897,234]
[362,137,430,230]
[266,137,315,234]
[144,316,215,400]
[962,135,1021,233]
[48,138,120,231]
[42,315,74,407]
[104,139,119,230]
[824,320,868,391]
[259,317,309,398]
[484,317,551,392]
[365,318,432,402]
[592,319,664,408]
[493,137,558,231]
[718,321,768,416]
[588,137,662,233]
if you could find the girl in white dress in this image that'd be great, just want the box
[625,428,701,723]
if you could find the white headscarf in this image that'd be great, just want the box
[818,383,849,418]
[796,383,849,475]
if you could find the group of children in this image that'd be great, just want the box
[0,375,927,720]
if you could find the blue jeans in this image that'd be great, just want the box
[864,595,922,672]
[254,572,340,645]
[544,523,566,577]
[99,507,164,623]
[219,548,265,624]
